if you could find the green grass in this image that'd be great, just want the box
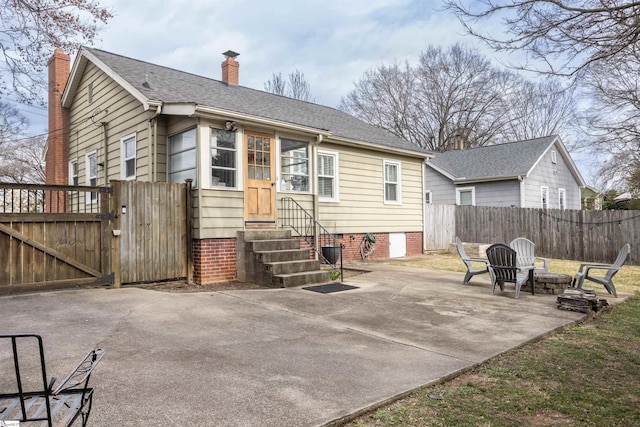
[392,252,640,295]
[344,253,640,427]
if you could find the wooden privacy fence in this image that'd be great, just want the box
[0,181,192,295]
[111,180,192,286]
[0,183,113,294]
[424,204,639,266]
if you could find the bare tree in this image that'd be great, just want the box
[501,78,578,142]
[0,102,29,143]
[340,61,418,144]
[0,102,45,183]
[264,72,287,96]
[0,136,46,183]
[445,0,640,79]
[413,44,517,150]
[445,1,640,188]
[0,0,112,105]
[264,69,315,102]
[585,55,640,191]
[341,44,528,151]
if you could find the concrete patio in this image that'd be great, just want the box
[0,261,623,426]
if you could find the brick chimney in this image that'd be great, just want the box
[221,50,239,86]
[45,48,71,185]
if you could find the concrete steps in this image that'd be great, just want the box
[236,229,331,287]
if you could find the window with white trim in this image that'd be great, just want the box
[121,134,136,180]
[559,188,566,210]
[456,186,475,206]
[318,151,338,201]
[169,128,197,186]
[280,138,309,192]
[425,191,432,204]
[551,150,557,164]
[69,160,78,186]
[383,160,401,204]
[541,186,549,209]
[86,151,97,204]
[211,128,237,188]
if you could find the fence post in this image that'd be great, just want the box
[99,189,112,284]
[110,181,122,288]
[185,179,194,285]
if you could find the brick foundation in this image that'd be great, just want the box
[309,232,424,262]
[405,232,423,257]
[193,238,237,284]
[193,231,424,283]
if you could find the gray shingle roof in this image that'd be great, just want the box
[427,135,558,180]
[85,48,428,156]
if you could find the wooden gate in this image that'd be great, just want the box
[111,180,191,286]
[0,183,113,295]
[424,204,456,250]
[1,181,192,295]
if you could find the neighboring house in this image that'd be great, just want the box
[581,186,603,210]
[424,135,586,209]
[45,48,431,284]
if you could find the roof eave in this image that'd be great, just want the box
[425,162,456,180]
[62,48,153,110]
[453,175,522,184]
[327,136,431,158]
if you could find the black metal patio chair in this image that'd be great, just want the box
[0,334,104,427]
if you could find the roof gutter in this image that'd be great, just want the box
[147,103,162,181]
[327,135,432,159]
[452,175,523,184]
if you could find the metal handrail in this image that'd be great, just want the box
[279,197,342,281]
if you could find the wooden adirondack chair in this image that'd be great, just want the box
[509,237,549,272]
[455,237,489,285]
[572,243,631,298]
[486,243,535,299]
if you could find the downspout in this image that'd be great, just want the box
[148,105,161,181]
[101,122,108,185]
[312,134,323,259]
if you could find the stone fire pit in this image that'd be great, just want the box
[521,272,573,295]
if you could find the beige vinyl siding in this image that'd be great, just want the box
[194,189,244,239]
[276,193,314,226]
[153,116,168,182]
[68,62,154,187]
[317,142,423,234]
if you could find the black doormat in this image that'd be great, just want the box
[302,283,359,294]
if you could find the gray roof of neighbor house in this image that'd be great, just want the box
[78,48,429,157]
[427,135,583,182]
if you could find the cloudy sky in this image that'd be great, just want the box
[19,0,598,183]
